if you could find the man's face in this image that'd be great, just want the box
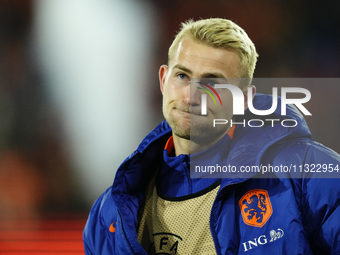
[159,37,247,143]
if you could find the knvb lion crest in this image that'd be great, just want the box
[239,189,273,228]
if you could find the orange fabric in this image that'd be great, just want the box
[164,136,174,155]
[164,125,236,155]
[109,222,117,233]
[227,125,236,140]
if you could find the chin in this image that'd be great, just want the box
[172,126,191,140]
[191,127,228,144]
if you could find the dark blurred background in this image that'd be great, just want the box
[0,0,339,253]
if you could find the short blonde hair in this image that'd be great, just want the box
[168,18,258,81]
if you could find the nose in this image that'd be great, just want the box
[189,84,203,106]
[182,84,190,105]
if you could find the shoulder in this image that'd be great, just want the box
[264,137,340,165]
[83,187,117,254]
[261,138,340,198]
[298,142,340,253]
[303,140,340,163]
[263,139,340,252]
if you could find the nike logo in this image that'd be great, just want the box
[109,222,116,233]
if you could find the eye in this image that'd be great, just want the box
[206,79,219,87]
[177,73,188,80]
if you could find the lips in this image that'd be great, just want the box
[173,107,190,114]
[176,108,202,116]
[190,106,206,116]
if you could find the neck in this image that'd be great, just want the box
[172,127,232,156]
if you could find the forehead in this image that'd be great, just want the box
[170,37,240,78]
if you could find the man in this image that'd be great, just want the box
[83,18,340,254]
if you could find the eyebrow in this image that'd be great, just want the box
[173,64,193,75]
[172,64,228,79]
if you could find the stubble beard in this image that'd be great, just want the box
[163,103,233,145]
[163,110,226,143]
[163,110,191,140]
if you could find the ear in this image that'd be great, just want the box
[243,85,256,110]
[159,65,168,94]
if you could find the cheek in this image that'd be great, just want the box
[210,92,234,117]
[164,84,182,101]
[214,91,233,107]
[162,89,172,105]
[162,87,177,110]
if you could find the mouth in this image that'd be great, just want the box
[189,111,202,116]
[190,106,207,116]
[175,108,203,116]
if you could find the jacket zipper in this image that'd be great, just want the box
[117,210,138,255]
[209,179,250,255]
[183,155,192,194]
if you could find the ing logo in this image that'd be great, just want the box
[239,189,272,228]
